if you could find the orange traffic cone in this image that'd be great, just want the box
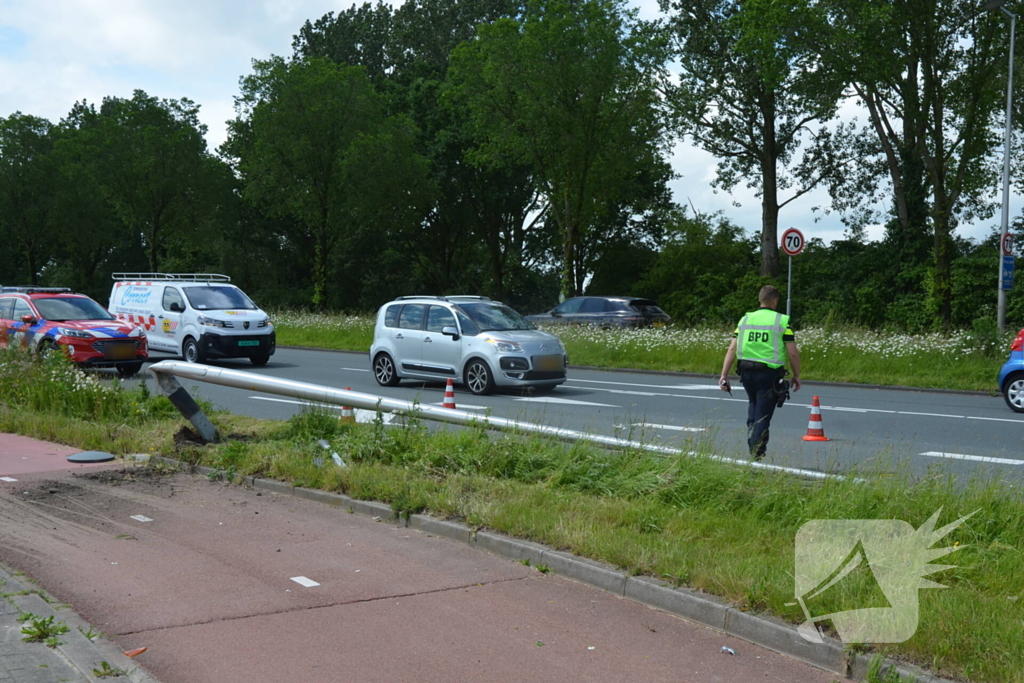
[442,378,457,409]
[801,395,830,441]
[339,387,356,424]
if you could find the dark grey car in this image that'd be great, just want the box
[526,296,671,328]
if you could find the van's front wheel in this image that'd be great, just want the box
[183,337,205,364]
[250,354,270,366]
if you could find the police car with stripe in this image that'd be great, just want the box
[109,274,275,366]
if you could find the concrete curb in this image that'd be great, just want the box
[148,455,960,683]
[276,344,993,397]
[0,566,157,683]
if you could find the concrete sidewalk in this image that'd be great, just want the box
[0,433,850,682]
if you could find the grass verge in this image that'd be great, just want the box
[2,348,1020,682]
[271,311,1009,392]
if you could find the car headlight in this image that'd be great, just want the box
[486,338,524,353]
[131,327,146,338]
[197,316,226,328]
[56,327,93,339]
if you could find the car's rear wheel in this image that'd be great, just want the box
[116,362,144,377]
[465,358,495,396]
[374,353,400,386]
[1004,373,1024,413]
[183,337,205,364]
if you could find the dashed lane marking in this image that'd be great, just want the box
[342,367,370,372]
[920,451,1024,465]
[290,576,320,588]
[428,402,488,410]
[513,397,618,407]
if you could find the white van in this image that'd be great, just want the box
[109,273,275,365]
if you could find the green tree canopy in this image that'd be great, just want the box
[449,0,672,297]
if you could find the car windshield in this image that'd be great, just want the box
[32,297,113,322]
[457,303,535,332]
[183,286,256,310]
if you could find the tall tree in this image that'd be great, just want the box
[449,0,670,297]
[68,91,221,273]
[294,0,546,301]
[224,56,430,309]
[660,0,844,278]
[819,0,1006,324]
[0,113,59,285]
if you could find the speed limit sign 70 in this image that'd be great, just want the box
[1002,232,1014,256]
[781,228,805,257]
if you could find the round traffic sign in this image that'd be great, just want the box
[781,228,805,257]
[1002,232,1014,256]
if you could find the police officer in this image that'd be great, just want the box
[718,285,801,460]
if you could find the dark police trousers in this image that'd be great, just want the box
[739,363,783,459]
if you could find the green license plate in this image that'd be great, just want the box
[237,340,260,347]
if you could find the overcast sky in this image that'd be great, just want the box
[0,0,1014,245]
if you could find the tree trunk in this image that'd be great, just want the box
[561,193,577,296]
[759,89,780,278]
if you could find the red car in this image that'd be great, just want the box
[0,286,148,376]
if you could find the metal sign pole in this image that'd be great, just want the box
[787,255,793,317]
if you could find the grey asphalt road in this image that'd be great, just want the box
[115,348,1024,482]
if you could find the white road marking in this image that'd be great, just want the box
[920,451,1024,465]
[569,378,696,390]
[966,416,1024,424]
[671,384,722,391]
[342,367,370,372]
[0,477,17,482]
[130,515,153,522]
[631,423,706,432]
[429,402,488,411]
[513,396,618,407]
[574,381,1024,424]
[249,396,393,424]
[898,411,964,419]
[290,576,320,587]
[581,385,746,403]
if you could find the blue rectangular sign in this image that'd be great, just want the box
[1002,255,1015,291]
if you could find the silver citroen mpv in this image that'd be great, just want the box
[369,296,568,395]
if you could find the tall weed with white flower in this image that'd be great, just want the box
[0,347,173,422]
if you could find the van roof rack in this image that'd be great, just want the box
[111,273,232,283]
[394,295,448,301]
[445,295,491,301]
[0,286,74,294]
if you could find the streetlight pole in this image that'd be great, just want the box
[986,0,1016,332]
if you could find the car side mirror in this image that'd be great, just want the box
[20,315,36,324]
[551,310,561,317]
[169,302,184,313]
[441,326,460,341]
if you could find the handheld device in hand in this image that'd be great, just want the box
[775,378,791,408]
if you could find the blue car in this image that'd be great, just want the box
[999,328,1024,412]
